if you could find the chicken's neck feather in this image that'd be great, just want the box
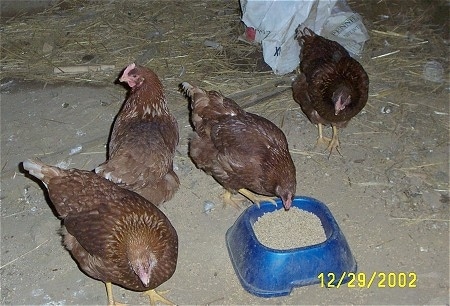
[122,82,169,120]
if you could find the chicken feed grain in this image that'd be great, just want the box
[253,207,326,250]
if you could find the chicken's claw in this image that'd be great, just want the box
[142,289,175,306]
[314,135,332,149]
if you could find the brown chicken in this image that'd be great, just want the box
[96,63,179,205]
[22,159,178,306]
[292,27,369,156]
[180,82,297,210]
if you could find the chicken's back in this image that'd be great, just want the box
[297,27,350,75]
[182,82,296,208]
[191,110,296,197]
[183,82,241,122]
[23,159,121,217]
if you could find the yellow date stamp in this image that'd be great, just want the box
[318,272,417,288]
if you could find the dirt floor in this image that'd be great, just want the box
[1,1,449,305]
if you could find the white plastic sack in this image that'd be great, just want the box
[240,0,369,75]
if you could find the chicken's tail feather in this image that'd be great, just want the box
[180,82,204,98]
[295,26,315,42]
[23,159,62,183]
[302,27,315,37]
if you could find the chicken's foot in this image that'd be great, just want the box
[221,190,246,209]
[238,188,277,207]
[314,123,332,148]
[105,282,173,306]
[315,124,342,157]
[142,289,175,306]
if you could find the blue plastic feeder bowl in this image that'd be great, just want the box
[226,196,357,298]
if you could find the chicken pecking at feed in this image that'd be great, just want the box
[95,63,179,205]
[180,82,297,210]
[292,27,369,156]
[23,159,178,306]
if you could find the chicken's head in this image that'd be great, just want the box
[332,86,351,115]
[128,247,157,287]
[276,184,295,211]
[120,63,145,89]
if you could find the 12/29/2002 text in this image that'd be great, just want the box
[318,272,417,288]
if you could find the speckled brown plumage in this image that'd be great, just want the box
[292,27,369,154]
[96,63,179,205]
[23,159,178,304]
[181,82,297,210]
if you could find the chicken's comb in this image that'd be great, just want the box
[123,63,136,76]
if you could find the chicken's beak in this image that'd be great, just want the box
[335,94,351,115]
[119,75,128,83]
[138,271,151,287]
[283,197,292,211]
[335,96,344,115]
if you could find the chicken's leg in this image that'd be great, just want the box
[105,282,126,306]
[142,289,174,306]
[238,188,277,207]
[326,125,342,157]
